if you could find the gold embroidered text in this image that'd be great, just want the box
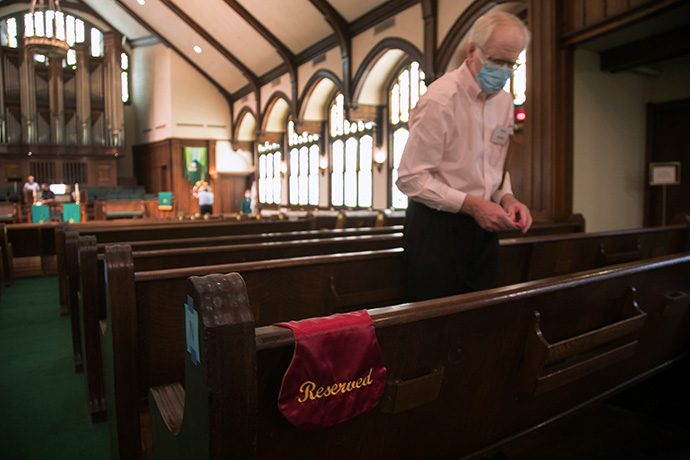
[297,368,374,403]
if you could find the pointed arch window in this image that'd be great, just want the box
[389,61,426,209]
[329,93,374,208]
[288,120,320,206]
[258,141,282,205]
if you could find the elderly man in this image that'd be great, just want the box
[396,11,533,302]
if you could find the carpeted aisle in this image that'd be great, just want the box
[0,277,109,460]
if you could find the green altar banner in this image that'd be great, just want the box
[184,147,208,186]
[32,204,50,224]
[63,203,81,223]
[158,192,173,211]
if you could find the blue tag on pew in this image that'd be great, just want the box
[185,295,200,366]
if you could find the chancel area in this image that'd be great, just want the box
[1,1,690,459]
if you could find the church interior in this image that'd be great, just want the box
[1,0,689,459]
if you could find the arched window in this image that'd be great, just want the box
[288,120,320,206]
[329,93,374,208]
[258,141,282,205]
[388,61,426,209]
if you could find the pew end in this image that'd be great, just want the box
[149,273,257,460]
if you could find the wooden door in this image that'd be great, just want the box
[645,99,690,226]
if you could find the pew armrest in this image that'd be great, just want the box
[150,383,185,435]
[597,242,642,265]
[518,286,647,396]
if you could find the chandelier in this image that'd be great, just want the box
[24,0,70,59]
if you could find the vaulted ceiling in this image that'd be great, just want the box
[2,0,426,101]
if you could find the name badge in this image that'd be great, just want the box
[491,125,511,145]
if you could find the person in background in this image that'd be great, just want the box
[240,189,252,214]
[396,11,532,302]
[23,175,40,196]
[37,183,55,205]
[198,185,214,216]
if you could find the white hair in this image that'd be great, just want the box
[470,11,531,50]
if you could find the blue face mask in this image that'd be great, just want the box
[476,60,513,94]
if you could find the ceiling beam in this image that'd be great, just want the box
[159,0,259,96]
[112,0,232,101]
[599,24,690,73]
[221,0,298,118]
[308,0,351,105]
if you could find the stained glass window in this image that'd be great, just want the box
[389,61,426,209]
[288,120,320,206]
[258,142,282,205]
[329,93,374,208]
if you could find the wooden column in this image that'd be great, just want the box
[526,0,573,221]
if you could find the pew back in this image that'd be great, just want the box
[150,253,690,460]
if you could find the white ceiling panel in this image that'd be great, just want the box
[238,0,332,54]
[80,0,151,41]
[329,0,388,22]
[174,0,282,76]
[119,0,248,93]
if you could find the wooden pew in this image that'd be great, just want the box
[97,220,689,459]
[57,218,316,316]
[149,252,690,460]
[100,245,407,459]
[0,223,14,286]
[69,225,404,373]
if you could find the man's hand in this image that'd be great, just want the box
[501,194,532,234]
[461,195,520,232]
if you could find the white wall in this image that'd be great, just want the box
[573,49,690,232]
[132,43,172,144]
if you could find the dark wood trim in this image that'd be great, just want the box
[600,23,690,73]
[421,0,438,83]
[260,91,291,133]
[234,106,258,142]
[349,0,421,35]
[527,0,573,221]
[221,0,299,116]
[297,69,345,122]
[112,0,232,101]
[294,35,340,66]
[351,38,424,105]
[159,0,259,95]
[435,0,499,76]
[309,0,352,106]
[560,0,682,47]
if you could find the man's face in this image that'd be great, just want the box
[468,24,524,76]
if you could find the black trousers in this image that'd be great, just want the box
[200,204,213,215]
[403,200,499,302]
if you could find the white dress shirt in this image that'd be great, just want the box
[396,61,515,213]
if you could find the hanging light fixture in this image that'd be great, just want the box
[24,0,70,59]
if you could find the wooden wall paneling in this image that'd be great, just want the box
[583,0,607,26]
[528,0,574,221]
[606,0,630,17]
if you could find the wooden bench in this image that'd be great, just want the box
[0,224,14,286]
[149,252,690,459]
[93,200,146,220]
[68,225,404,373]
[97,221,688,459]
[57,218,317,317]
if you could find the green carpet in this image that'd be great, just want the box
[0,277,109,460]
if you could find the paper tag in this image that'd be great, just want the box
[491,125,511,145]
[185,295,200,366]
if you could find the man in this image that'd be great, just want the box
[197,185,214,216]
[38,183,55,204]
[22,175,40,194]
[396,11,533,302]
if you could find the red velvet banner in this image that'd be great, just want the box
[276,310,387,430]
